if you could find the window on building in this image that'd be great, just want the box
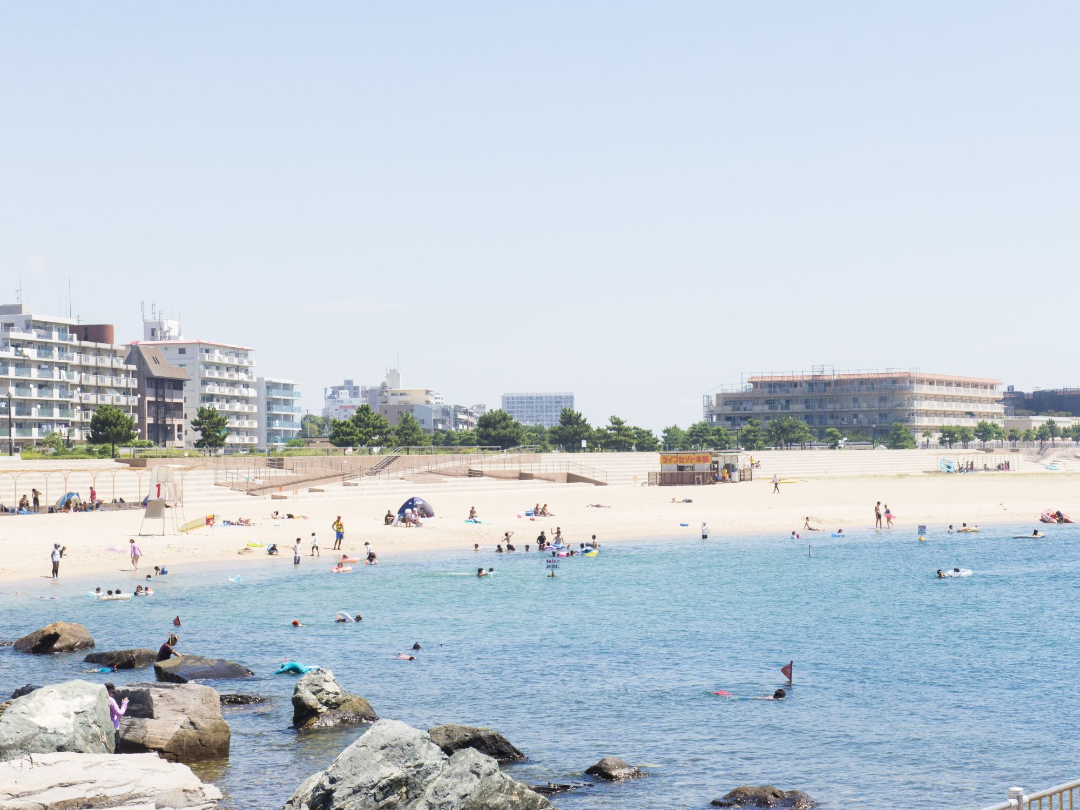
[178,348,186,354]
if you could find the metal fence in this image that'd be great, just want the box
[981,780,1080,810]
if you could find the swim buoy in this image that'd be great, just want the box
[940,568,973,578]
[831,532,844,538]
[98,594,132,601]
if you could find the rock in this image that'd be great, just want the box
[0,751,222,808]
[220,692,272,706]
[428,723,525,762]
[283,719,552,810]
[291,669,377,730]
[84,648,157,670]
[0,680,113,760]
[585,756,646,781]
[712,786,816,809]
[8,685,39,700]
[530,782,583,796]
[13,621,95,654]
[113,682,230,762]
[155,654,254,683]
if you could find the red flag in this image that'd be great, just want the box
[781,661,793,682]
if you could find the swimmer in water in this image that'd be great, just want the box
[948,525,954,533]
[937,569,946,578]
[835,529,844,536]
[477,568,488,578]
[396,653,417,660]
[1032,530,1044,538]
[755,689,786,701]
[291,619,303,627]
[473,544,480,552]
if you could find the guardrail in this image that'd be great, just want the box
[980,780,1080,810]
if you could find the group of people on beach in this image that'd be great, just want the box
[874,501,895,529]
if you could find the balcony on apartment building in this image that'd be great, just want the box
[265,388,300,398]
[202,368,255,382]
[202,400,257,414]
[202,351,253,367]
[266,419,301,430]
[227,418,259,429]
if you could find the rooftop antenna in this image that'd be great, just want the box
[68,278,72,318]
[140,301,146,322]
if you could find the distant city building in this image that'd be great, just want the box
[704,367,1004,436]
[1005,415,1080,433]
[256,377,302,448]
[471,403,488,418]
[1016,388,1080,416]
[501,392,574,428]
[135,317,259,448]
[0,304,138,450]
[125,345,189,448]
[323,378,379,421]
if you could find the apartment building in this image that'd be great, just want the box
[704,367,1004,436]
[0,304,138,450]
[256,377,302,448]
[125,345,190,448]
[323,378,378,420]
[134,318,259,448]
[501,392,574,428]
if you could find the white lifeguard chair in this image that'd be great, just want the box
[139,466,186,536]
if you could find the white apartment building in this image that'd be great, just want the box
[0,304,138,450]
[256,377,302,448]
[501,392,574,428]
[323,378,377,421]
[135,318,259,448]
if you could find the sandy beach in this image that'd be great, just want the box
[1,473,1076,585]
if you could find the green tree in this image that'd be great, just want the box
[845,426,872,443]
[285,438,305,447]
[38,431,66,453]
[739,418,766,451]
[393,412,428,447]
[598,415,637,451]
[476,409,526,449]
[352,405,394,446]
[661,425,686,450]
[938,426,959,448]
[190,405,228,449]
[328,418,361,447]
[684,421,715,449]
[632,426,661,452]
[824,427,842,449]
[884,422,917,449]
[973,421,997,443]
[956,426,975,447]
[301,414,330,438]
[1007,428,1022,442]
[548,409,594,451]
[455,429,479,447]
[1046,418,1062,442]
[88,404,138,456]
[711,425,734,450]
[765,415,813,448]
[431,430,457,447]
[921,429,933,447]
[1035,424,1051,442]
[1022,428,1036,442]
[522,423,552,451]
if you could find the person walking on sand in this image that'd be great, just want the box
[50,543,64,579]
[874,502,882,529]
[772,474,780,494]
[884,505,894,529]
[310,532,320,557]
[129,539,142,570]
[332,517,344,550]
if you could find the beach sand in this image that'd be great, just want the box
[1,473,1076,585]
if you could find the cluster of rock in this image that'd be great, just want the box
[12,621,95,655]
[155,654,254,683]
[114,682,231,761]
[84,648,157,670]
[284,719,552,810]
[291,669,378,730]
[428,723,525,763]
[712,786,816,808]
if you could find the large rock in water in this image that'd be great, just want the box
[85,648,157,670]
[113,682,230,761]
[155,654,254,683]
[712,786,816,808]
[428,723,525,762]
[283,719,552,810]
[584,756,646,781]
[0,751,222,808]
[13,621,95,654]
[292,669,378,730]
[0,680,113,760]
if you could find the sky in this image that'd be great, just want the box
[2,3,1078,431]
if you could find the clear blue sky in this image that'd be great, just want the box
[2,3,1077,431]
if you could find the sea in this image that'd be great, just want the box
[2,525,1079,810]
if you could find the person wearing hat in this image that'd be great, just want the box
[104,683,128,730]
[49,544,65,579]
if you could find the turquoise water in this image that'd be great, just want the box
[2,527,1080,809]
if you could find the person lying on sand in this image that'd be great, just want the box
[587,503,611,508]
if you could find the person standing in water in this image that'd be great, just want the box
[293,538,302,566]
[50,544,64,579]
[874,502,882,529]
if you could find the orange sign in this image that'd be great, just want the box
[661,453,712,465]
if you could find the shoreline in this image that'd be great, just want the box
[0,473,1075,586]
